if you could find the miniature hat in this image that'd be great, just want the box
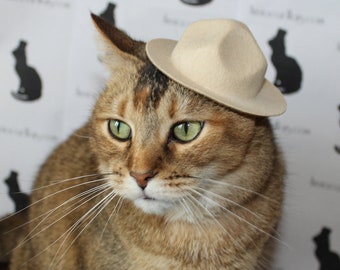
[146,19,286,116]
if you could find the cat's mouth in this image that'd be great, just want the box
[143,195,155,201]
[134,192,174,215]
[140,189,157,201]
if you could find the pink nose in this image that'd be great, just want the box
[130,171,155,190]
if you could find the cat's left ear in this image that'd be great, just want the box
[91,13,146,70]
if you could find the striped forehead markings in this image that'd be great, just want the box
[134,61,169,109]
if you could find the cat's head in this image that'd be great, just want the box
[268,29,286,49]
[89,15,270,222]
[12,40,27,58]
[313,227,331,246]
[5,171,18,184]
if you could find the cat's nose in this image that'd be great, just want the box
[130,171,156,190]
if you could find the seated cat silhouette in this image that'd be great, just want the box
[4,171,30,213]
[313,227,340,270]
[268,29,302,94]
[11,40,42,101]
[1,15,285,270]
[0,172,29,266]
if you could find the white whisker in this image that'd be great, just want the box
[49,190,118,269]
[194,186,284,246]
[185,192,227,234]
[179,195,206,237]
[195,187,264,221]
[184,191,247,252]
[19,186,112,268]
[90,194,124,260]
[101,195,123,237]
[25,183,110,240]
[198,177,276,203]
[3,179,109,236]
[189,188,287,247]
[6,183,100,233]
[0,175,110,224]
[87,195,124,265]
[73,133,91,139]
[33,173,112,192]
[13,183,110,255]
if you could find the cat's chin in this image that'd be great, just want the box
[133,197,174,216]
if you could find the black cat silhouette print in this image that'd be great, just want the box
[4,171,30,212]
[11,40,42,101]
[313,227,340,270]
[269,29,302,94]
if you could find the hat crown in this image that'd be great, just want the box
[146,19,286,116]
[171,19,267,101]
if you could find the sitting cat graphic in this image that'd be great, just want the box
[4,171,30,213]
[0,171,30,265]
[269,29,302,94]
[313,227,340,270]
[11,40,42,101]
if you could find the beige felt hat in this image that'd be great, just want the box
[146,19,286,116]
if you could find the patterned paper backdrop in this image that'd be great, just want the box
[1,0,340,269]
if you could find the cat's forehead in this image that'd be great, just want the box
[131,62,222,115]
[133,62,170,110]
[97,61,231,121]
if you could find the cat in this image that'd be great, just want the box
[11,40,42,101]
[4,171,30,213]
[2,14,285,270]
[99,2,116,26]
[313,227,340,270]
[268,29,302,94]
[0,172,29,266]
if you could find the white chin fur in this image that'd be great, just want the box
[134,198,174,215]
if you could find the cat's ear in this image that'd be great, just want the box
[91,14,146,70]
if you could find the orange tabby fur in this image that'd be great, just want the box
[2,15,284,270]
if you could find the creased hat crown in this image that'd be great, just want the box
[146,19,286,116]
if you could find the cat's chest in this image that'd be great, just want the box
[126,246,182,270]
[114,218,230,269]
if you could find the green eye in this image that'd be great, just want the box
[172,121,203,143]
[108,120,131,141]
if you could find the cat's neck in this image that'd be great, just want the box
[108,199,261,268]
[6,179,20,192]
[14,54,27,68]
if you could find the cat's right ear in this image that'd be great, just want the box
[91,13,146,71]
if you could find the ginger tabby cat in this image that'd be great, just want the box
[1,15,285,270]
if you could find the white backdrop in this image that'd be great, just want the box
[1,0,340,269]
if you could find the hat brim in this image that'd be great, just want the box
[146,38,287,117]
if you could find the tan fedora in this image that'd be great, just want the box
[146,19,286,116]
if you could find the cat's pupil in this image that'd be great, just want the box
[115,121,121,132]
[108,120,131,141]
[183,122,189,133]
[172,121,203,143]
